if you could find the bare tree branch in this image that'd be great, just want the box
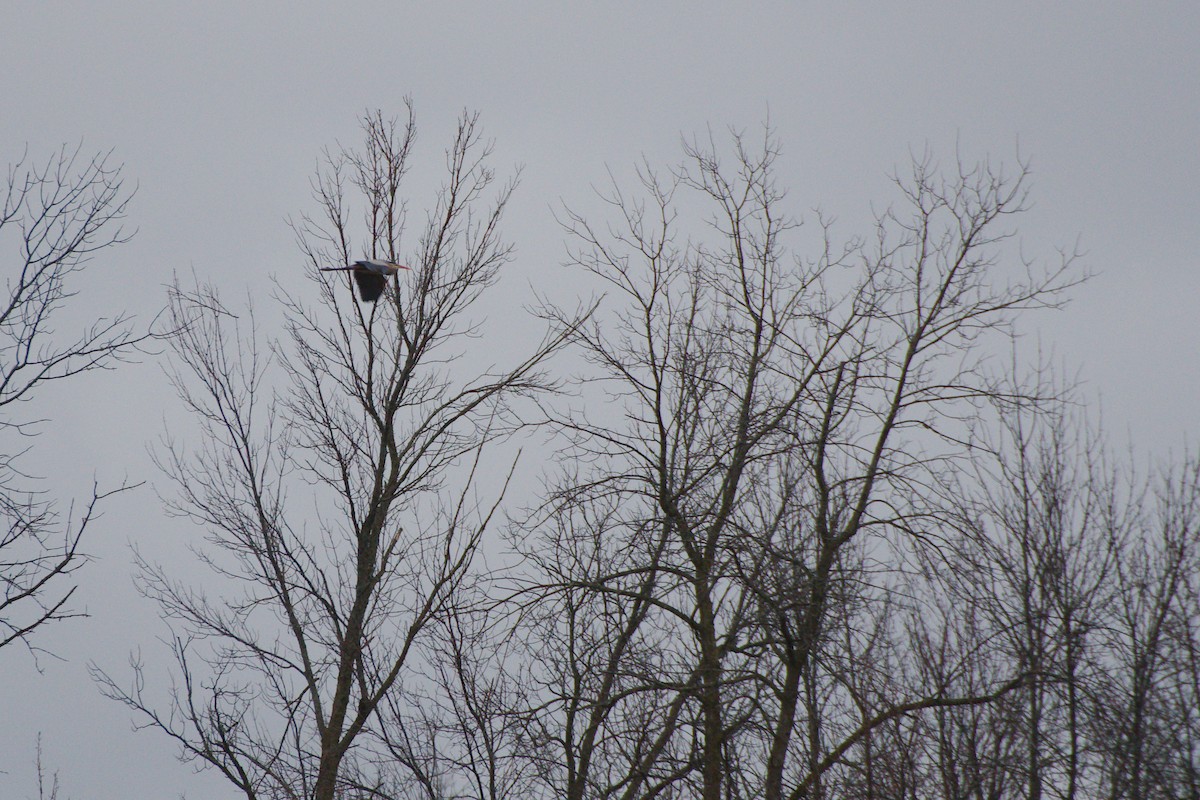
[1,143,149,660]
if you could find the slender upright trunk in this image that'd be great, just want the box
[764,660,802,800]
[314,511,383,800]
[697,582,724,800]
[1064,619,1081,800]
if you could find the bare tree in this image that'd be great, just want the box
[514,128,1079,800]
[903,389,1121,800]
[1,143,144,659]
[95,107,571,800]
[1093,455,1200,800]
[80,110,1200,800]
[1170,511,1200,800]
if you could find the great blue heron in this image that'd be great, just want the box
[320,259,411,302]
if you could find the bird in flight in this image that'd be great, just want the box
[321,259,411,302]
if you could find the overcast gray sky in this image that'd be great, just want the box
[3,3,1198,797]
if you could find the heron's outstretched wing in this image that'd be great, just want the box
[353,270,388,302]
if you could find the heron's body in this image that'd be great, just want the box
[320,259,410,302]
